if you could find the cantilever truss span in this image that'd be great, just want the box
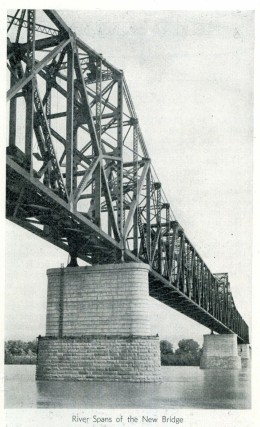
[6,10,249,344]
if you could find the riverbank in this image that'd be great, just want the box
[5,356,37,365]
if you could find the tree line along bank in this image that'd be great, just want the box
[5,338,202,366]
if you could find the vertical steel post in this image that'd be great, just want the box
[190,249,195,299]
[43,81,51,188]
[117,73,124,255]
[201,264,205,308]
[181,239,185,293]
[146,166,151,262]
[9,71,17,148]
[176,231,184,291]
[66,43,75,208]
[206,270,210,311]
[198,261,203,306]
[227,282,231,324]
[186,243,191,297]
[133,123,138,255]
[210,276,213,315]
[73,126,78,192]
[154,182,162,274]
[165,203,170,276]
[196,258,200,304]
[169,221,178,284]
[216,280,220,320]
[225,278,229,324]
[211,273,214,312]
[24,9,35,174]
[94,56,102,227]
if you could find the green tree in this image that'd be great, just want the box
[159,338,202,366]
[174,339,201,366]
[25,340,37,354]
[160,340,173,355]
[176,339,199,354]
[160,340,175,366]
[5,340,25,356]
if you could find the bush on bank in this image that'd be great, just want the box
[5,340,37,365]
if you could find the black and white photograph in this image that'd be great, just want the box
[3,2,259,426]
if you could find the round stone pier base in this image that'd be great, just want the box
[36,335,161,382]
[36,263,161,382]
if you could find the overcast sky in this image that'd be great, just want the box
[5,10,254,347]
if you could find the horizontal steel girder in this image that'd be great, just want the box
[6,157,248,344]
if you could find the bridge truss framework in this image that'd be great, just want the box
[6,10,249,344]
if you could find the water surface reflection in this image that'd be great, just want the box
[5,365,250,409]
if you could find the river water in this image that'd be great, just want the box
[4,365,250,409]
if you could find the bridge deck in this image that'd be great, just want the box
[7,157,247,344]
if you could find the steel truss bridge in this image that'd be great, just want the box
[6,10,249,344]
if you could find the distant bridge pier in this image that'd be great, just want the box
[36,263,161,382]
[200,334,242,369]
[238,344,251,368]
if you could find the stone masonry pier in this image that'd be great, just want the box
[36,263,161,382]
[200,334,241,369]
[238,343,251,368]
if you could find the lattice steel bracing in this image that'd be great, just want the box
[6,10,249,344]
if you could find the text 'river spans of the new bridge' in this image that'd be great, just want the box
[6,9,249,344]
